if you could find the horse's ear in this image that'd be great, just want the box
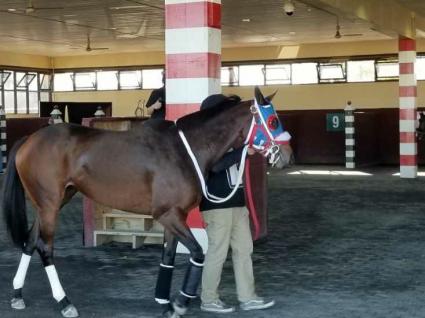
[265,90,278,102]
[254,86,266,105]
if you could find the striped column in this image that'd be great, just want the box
[345,101,355,169]
[165,0,221,252]
[399,36,417,179]
[165,0,221,119]
[0,105,6,171]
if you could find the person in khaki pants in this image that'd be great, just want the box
[199,95,275,314]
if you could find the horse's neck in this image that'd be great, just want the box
[181,101,252,175]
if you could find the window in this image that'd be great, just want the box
[16,91,27,114]
[4,91,14,113]
[0,71,11,88]
[318,62,346,83]
[265,64,291,85]
[239,65,265,86]
[14,72,39,114]
[29,92,39,113]
[28,73,38,91]
[4,71,15,113]
[142,69,163,89]
[54,73,74,91]
[376,60,399,80]
[221,66,239,86]
[74,72,96,90]
[416,56,425,80]
[119,71,142,89]
[16,73,36,88]
[39,74,52,90]
[97,71,118,90]
[0,70,51,114]
[4,70,14,90]
[292,63,318,84]
[347,60,375,82]
[40,92,50,102]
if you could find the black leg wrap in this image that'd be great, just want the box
[59,297,71,310]
[181,258,203,298]
[13,288,22,299]
[173,258,204,315]
[155,264,174,303]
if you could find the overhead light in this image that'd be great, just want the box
[109,5,144,10]
[242,18,251,22]
[289,31,296,35]
[283,0,295,16]
[7,8,17,12]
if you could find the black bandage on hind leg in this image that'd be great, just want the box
[155,263,174,304]
[179,258,204,304]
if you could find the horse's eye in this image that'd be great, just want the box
[267,116,279,130]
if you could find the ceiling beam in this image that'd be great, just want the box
[314,0,425,39]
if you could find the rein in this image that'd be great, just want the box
[176,98,288,204]
[177,130,249,203]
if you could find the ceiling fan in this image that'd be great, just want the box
[6,0,64,14]
[85,34,109,52]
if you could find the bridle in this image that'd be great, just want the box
[245,100,291,167]
[177,98,291,203]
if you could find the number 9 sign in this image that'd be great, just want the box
[326,113,345,132]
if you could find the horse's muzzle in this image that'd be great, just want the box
[274,144,293,169]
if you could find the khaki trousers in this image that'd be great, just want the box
[201,206,256,303]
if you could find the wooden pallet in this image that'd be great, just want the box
[94,209,164,249]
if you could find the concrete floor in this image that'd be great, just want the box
[1,166,425,318]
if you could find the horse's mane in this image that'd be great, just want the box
[176,95,245,131]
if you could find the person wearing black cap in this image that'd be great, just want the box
[199,94,275,314]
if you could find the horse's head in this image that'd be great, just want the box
[417,112,425,141]
[245,87,293,169]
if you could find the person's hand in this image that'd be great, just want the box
[247,147,256,156]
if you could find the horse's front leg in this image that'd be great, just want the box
[155,230,179,317]
[157,208,204,317]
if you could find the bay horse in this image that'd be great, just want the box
[3,87,293,318]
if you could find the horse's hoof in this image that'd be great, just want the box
[172,300,187,316]
[162,310,180,318]
[61,304,79,318]
[11,298,26,310]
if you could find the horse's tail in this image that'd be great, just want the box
[2,137,29,249]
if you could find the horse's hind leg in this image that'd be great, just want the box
[36,207,79,318]
[157,208,205,317]
[11,220,40,310]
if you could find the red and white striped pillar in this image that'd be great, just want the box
[165,0,222,252]
[399,36,417,179]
